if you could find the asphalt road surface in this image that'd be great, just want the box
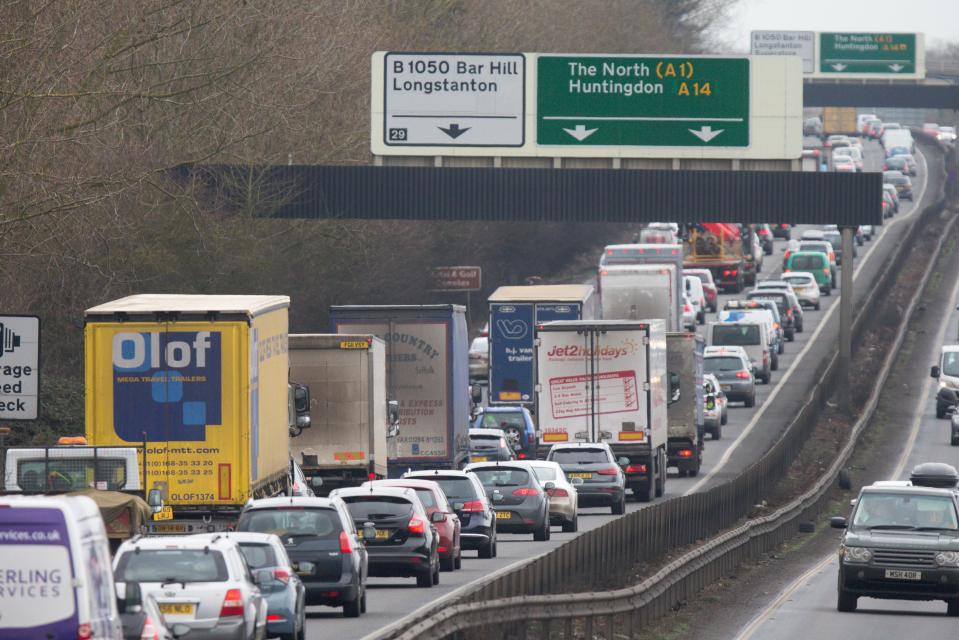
[303,139,935,640]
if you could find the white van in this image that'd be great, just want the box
[718,308,779,371]
[0,494,123,639]
[4,445,140,493]
[707,320,771,384]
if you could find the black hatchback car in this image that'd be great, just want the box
[331,485,442,588]
[464,461,552,541]
[236,496,368,617]
[404,469,499,559]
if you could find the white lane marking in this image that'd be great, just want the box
[685,146,930,495]
[733,553,835,640]
[890,232,959,480]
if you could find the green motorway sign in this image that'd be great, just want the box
[537,56,749,147]
[819,33,916,74]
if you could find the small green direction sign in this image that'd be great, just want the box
[537,56,749,147]
[819,33,916,74]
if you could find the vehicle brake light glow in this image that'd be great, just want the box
[139,616,160,640]
[517,452,527,459]
[78,623,93,640]
[273,568,292,584]
[339,530,353,553]
[512,487,539,497]
[461,500,485,512]
[267,614,287,623]
[735,371,752,379]
[823,268,830,274]
[408,515,427,535]
[219,588,245,618]
[438,546,448,553]
[625,464,647,474]
[678,449,694,458]
[596,467,619,476]
[547,488,569,497]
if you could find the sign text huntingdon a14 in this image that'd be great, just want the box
[537,55,749,147]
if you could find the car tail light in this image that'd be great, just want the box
[139,616,160,640]
[517,452,527,459]
[684,302,692,313]
[219,588,245,619]
[461,500,485,512]
[786,308,793,318]
[499,440,507,449]
[625,464,647,474]
[678,449,694,458]
[512,487,539,497]
[408,515,427,535]
[78,624,93,640]
[273,567,292,584]
[547,488,569,497]
[596,467,619,476]
[736,371,752,379]
[438,545,448,553]
[267,614,287,623]
[339,530,352,553]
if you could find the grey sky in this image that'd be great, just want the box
[725,0,959,51]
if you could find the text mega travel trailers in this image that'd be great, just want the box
[534,320,668,502]
[85,294,300,534]
[289,333,399,494]
[329,305,469,476]
[487,285,596,408]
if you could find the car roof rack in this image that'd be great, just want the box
[909,462,959,489]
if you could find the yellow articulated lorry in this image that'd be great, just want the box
[85,294,297,534]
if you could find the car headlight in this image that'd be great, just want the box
[842,546,872,563]
[936,551,959,567]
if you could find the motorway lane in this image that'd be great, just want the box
[306,140,929,640]
[731,211,959,640]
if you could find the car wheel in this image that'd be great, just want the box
[721,409,728,425]
[837,587,857,613]
[432,558,441,585]
[454,550,462,570]
[771,355,779,372]
[712,424,722,440]
[762,372,771,385]
[612,495,627,514]
[416,569,433,588]
[343,595,362,617]
[492,538,498,557]
[534,519,550,541]
[686,460,700,477]
[745,394,756,408]
[360,588,367,615]
[478,536,495,559]
[948,599,959,616]
[815,301,821,310]
[937,405,947,419]
[562,515,578,533]
[778,340,784,355]
[441,554,455,572]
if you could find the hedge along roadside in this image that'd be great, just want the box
[364,138,950,640]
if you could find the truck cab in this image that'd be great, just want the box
[932,345,959,419]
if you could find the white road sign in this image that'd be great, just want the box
[0,315,39,420]
[374,52,525,150]
[751,31,815,74]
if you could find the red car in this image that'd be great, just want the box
[360,478,462,571]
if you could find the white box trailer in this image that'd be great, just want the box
[534,319,668,501]
[289,334,391,494]
[599,263,679,331]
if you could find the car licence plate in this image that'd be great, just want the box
[721,385,731,391]
[472,456,488,462]
[884,569,922,581]
[495,511,512,520]
[152,506,173,521]
[568,472,592,479]
[150,523,188,534]
[158,603,196,616]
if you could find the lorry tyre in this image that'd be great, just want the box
[745,394,756,408]
[655,451,666,497]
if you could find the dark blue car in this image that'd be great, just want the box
[470,407,536,459]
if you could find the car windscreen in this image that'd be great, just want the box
[472,467,531,487]
[712,324,760,346]
[470,435,503,449]
[748,293,787,311]
[890,176,911,186]
[943,352,959,377]
[238,542,279,570]
[705,357,745,373]
[782,275,814,286]
[476,412,525,430]
[237,507,342,539]
[530,466,558,482]
[16,458,127,492]
[341,496,414,520]
[411,488,437,510]
[549,449,610,464]
[852,493,959,530]
[422,476,479,501]
[790,255,825,271]
[115,549,228,583]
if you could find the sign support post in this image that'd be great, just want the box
[839,226,855,414]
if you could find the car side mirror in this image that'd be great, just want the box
[362,522,377,540]
[293,384,311,414]
[388,400,400,427]
[492,492,504,503]
[430,511,445,523]
[452,502,465,514]
[830,516,847,529]
[116,582,142,614]
[932,365,941,379]
[471,384,483,405]
[310,476,324,489]
[617,457,630,466]
[296,415,311,431]
[255,569,274,587]
[570,477,584,486]
[543,481,555,491]
[146,488,163,511]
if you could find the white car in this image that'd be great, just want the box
[684,275,707,324]
[938,126,957,143]
[469,336,489,380]
[801,229,825,241]
[781,272,822,310]
[702,373,728,439]
[524,459,580,533]
[114,534,268,640]
[681,294,696,332]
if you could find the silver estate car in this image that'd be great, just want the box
[524,459,581,533]
[113,534,268,640]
